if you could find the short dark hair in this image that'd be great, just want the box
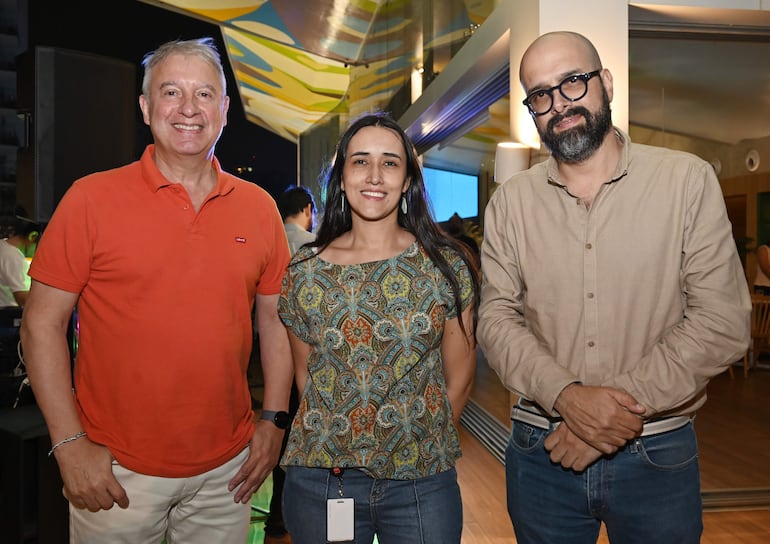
[277,186,315,220]
[12,215,40,237]
[10,206,40,237]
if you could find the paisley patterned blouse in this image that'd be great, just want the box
[278,241,474,479]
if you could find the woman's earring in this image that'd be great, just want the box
[341,192,346,214]
[400,194,407,214]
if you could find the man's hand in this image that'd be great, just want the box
[554,383,646,453]
[56,438,128,512]
[543,423,603,472]
[228,420,285,504]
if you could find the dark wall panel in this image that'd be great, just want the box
[16,47,135,222]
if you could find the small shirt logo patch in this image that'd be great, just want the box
[235,237,247,243]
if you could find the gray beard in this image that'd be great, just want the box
[541,91,613,164]
[549,127,598,163]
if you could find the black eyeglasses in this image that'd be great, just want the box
[522,70,602,116]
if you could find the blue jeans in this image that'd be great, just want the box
[506,420,702,544]
[283,466,462,544]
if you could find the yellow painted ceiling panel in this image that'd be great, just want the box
[156,0,265,21]
[145,0,496,144]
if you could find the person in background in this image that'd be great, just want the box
[262,185,317,544]
[0,213,39,307]
[20,37,293,544]
[444,211,480,271]
[753,240,770,295]
[477,31,750,544]
[277,112,480,544]
[279,185,316,255]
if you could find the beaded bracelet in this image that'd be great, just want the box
[48,431,87,457]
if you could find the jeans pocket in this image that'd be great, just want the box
[510,420,547,452]
[635,422,698,470]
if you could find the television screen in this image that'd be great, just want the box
[422,167,478,222]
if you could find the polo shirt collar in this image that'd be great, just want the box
[139,144,236,196]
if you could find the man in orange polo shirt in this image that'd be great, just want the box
[20,37,293,543]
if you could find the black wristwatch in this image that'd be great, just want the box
[261,410,290,429]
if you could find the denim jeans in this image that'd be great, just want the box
[506,420,702,544]
[283,466,462,544]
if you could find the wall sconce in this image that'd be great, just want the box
[746,149,760,173]
[494,143,530,184]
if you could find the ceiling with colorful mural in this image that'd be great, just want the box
[141,0,497,143]
[139,2,770,178]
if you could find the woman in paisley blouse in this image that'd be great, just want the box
[278,111,481,544]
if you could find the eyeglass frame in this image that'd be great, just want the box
[522,70,603,117]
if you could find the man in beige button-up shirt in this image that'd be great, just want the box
[477,31,750,544]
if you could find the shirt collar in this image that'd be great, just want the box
[545,127,631,188]
[139,144,235,197]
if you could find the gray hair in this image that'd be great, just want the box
[141,37,226,98]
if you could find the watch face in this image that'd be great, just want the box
[263,410,290,429]
[273,410,290,429]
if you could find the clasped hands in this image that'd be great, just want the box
[543,384,646,472]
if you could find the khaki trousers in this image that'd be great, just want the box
[69,447,251,544]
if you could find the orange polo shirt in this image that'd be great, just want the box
[30,145,291,477]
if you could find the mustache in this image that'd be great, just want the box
[547,106,591,132]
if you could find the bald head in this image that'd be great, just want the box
[519,31,602,87]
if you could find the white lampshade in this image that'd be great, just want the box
[494,143,530,184]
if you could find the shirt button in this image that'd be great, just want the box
[585,243,592,250]
[587,292,594,299]
[588,341,595,347]
[183,204,190,210]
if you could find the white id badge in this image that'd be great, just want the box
[327,497,354,542]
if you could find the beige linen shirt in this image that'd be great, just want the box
[477,129,751,418]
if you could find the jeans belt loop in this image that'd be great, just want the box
[511,406,691,437]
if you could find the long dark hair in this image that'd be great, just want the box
[302,111,480,340]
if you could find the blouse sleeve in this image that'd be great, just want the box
[278,248,314,344]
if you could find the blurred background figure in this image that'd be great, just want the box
[261,185,317,544]
[444,211,480,271]
[0,208,40,307]
[278,185,316,254]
